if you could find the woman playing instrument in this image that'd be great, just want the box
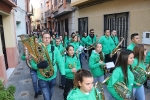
[89,43,105,83]
[107,50,134,100]
[63,45,81,100]
[132,44,147,100]
[67,69,102,100]
[70,35,80,56]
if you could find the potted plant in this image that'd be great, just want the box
[0,80,16,100]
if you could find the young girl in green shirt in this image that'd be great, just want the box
[132,44,147,100]
[107,50,134,100]
[67,69,102,100]
[89,43,105,83]
[63,45,81,100]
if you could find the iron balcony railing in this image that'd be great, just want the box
[45,9,51,18]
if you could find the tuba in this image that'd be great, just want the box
[18,34,32,68]
[132,66,147,85]
[18,34,54,78]
[94,82,105,100]
[111,37,124,56]
[114,82,132,99]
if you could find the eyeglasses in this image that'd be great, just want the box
[43,37,51,39]
[91,32,94,33]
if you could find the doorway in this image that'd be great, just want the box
[0,15,9,69]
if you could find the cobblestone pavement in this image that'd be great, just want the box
[5,53,150,100]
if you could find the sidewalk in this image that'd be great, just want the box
[5,53,150,100]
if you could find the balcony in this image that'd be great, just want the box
[2,0,17,7]
[12,0,17,5]
[45,9,51,18]
[71,0,110,7]
[51,0,72,18]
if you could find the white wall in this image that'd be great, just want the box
[14,0,26,43]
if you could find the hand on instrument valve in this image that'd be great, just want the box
[37,60,48,69]
[136,83,141,86]
[99,60,105,65]
[26,55,32,60]
[71,68,76,73]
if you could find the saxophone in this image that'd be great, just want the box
[132,66,147,85]
[94,82,105,100]
[18,34,54,78]
[111,37,124,56]
[18,34,32,68]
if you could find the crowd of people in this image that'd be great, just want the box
[21,28,150,100]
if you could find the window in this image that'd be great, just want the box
[78,17,88,37]
[104,12,129,48]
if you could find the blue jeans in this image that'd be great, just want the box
[30,69,41,93]
[133,85,145,100]
[39,78,56,100]
[94,75,104,83]
[79,52,87,68]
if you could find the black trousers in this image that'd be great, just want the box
[88,47,95,57]
[63,78,73,100]
[105,53,117,73]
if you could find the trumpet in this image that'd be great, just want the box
[111,37,124,56]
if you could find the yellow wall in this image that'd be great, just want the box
[74,0,150,50]
[2,11,16,48]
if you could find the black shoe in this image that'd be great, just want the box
[144,85,149,89]
[38,91,42,95]
[34,93,38,98]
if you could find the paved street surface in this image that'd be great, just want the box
[5,51,150,100]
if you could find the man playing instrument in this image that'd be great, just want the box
[98,29,115,63]
[21,36,42,98]
[30,33,65,100]
[111,30,119,63]
[86,29,97,57]
[127,33,140,51]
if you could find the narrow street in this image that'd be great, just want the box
[5,47,150,100]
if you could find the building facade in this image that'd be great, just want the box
[71,0,150,49]
[0,0,18,84]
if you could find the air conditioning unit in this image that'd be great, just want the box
[142,32,150,45]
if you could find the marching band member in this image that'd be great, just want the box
[59,35,64,46]
[86,29,97,56]
[64,32,69,47]
[98,29,115,63]
[81,32,88,48]
[144,50,150,89]
[55,37,66,89]
[21,36,42,98]
[63,45,81,100]
[69,32,76,43]
[127,33,140,51]
[132,44,147,100]
[111,30,119,63]
[70,35,80,56]
[107,50,134,100]
[67,69,102,100]
[30,33,65,100]
[89,43,105,83]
